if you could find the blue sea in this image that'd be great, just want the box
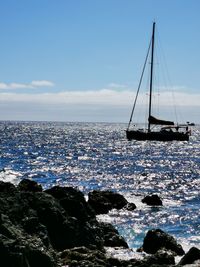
[0,121,200,260]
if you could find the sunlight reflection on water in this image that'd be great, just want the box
[0,121,200,253]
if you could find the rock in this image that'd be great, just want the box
[178,247,200,265]
[142,194,163,206]
[144,250,175,266]
[59,246,142,267]
[18,179,42,192]
[59,246,177,267]
[0,181,17,193]
[0,180,164,267]
[0,180,127,253]
[138,228,185,256]
[59,246,108,267]
[104,234,128,249]
[0,233,56,267]
[22,216,41,233]
[88,190,128,215]
[99,222,128,248]
[22,216,50,247]
[28,192,101,251]
[45,186,95,221]
[0,207,57,266]
[24,249,56,267]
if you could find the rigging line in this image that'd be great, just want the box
[157,29,179,124]
[154,44,160,117]
[127,39,152,130]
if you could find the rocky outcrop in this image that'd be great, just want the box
[0,179,195,267]
[45,186,95,221]
[88,190,136,215]
[59,246,177,267]
[0,179,129,267]
[143,250,175,266]
[178,247,200,265]
[138,228,185,256]
[99,222,128,248]
[59,246,112,267]
[18,178,43,192]
[142,194,163,206]
[0,213,56,267]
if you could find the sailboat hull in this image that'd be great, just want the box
[126,130,189,141]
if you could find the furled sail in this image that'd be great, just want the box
[148,115,174,125]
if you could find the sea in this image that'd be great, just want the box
[0,121,200,261]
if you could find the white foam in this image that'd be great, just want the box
[105,247,144,261]
[0,168,22,185]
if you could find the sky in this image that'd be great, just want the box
[0,0,199,123]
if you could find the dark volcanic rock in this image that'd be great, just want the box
[1,179,182,267]
[59,246,176,267]
[139,228,185,256]
[0,180,133,267]
[25,191,102,251]
[22,216,50,247]
[142,194,163,206]
[59,246,108,267]
[45,186,95,221]
[144,250,175,266]
[178,247,200,265]
[0,221,56,267]
[0,181,17,193]
[60,246,142,267]
[18,179,43,192]
[100,222,128,248]
[88,190,128,215]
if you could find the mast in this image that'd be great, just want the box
[127,40,152,131]
[148,22,155,132]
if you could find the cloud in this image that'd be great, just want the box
[108,83,128,89]
[0,88,199,122]
[0,80,54,90]
[30,80,55,87]
[0,88,199,107]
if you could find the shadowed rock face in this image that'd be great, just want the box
[142,194,163,206]
[59,246,176,267]
[0,179,195,267]
[178,247,200,265]
[143,250,175,266]
[45,186,95,221]
[18,178,43,192]
[0,179,129,267]
[88,190,129,214]
[99,222,129,248]
[139,228,185,256]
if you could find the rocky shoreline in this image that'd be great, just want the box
[0,179,199,267]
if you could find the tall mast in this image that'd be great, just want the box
[148,22,155,132]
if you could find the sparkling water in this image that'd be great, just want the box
[0,121,199,257]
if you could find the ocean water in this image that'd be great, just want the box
[0,121,200,258]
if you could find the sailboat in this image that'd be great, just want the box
[126,22,191,141]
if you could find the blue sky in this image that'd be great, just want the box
[0,0,199,123]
